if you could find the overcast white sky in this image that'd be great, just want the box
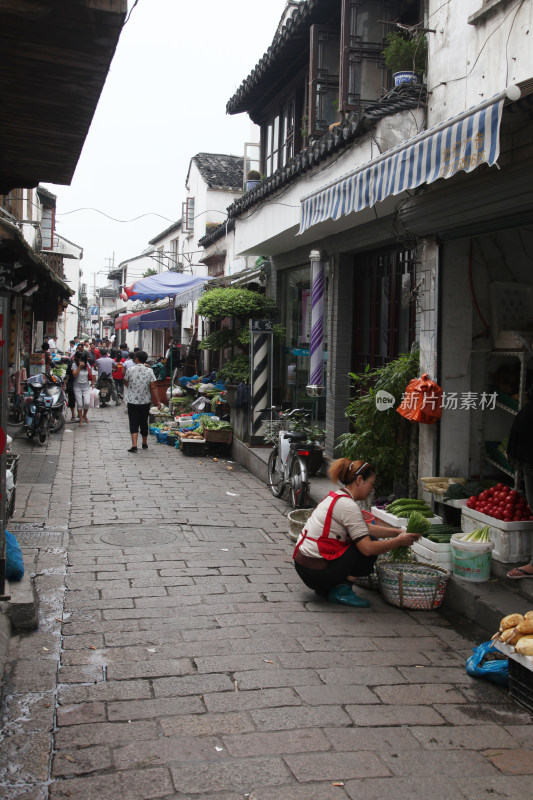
[43,0,287,290]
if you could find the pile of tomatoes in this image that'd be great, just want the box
[466,483,533,521]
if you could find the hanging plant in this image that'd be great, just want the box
[196,287,277,320]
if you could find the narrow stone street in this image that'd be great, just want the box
[1,404,532,800]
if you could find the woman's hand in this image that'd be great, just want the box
[395,531,421,547]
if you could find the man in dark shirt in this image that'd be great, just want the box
[94,348,119,405]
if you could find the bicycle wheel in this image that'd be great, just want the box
[289,454,309,508]
[267,447,285,498]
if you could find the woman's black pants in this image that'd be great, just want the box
[294,543,376,597]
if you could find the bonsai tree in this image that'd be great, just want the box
[247,170,261,181]
[196,287,278,384]
[383,31,427,76]
[337,349,420,495]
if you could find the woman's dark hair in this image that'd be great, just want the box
[78,352,88,367]
[136,350,148,363]
[328,458,376,486]
[128,351,134,359]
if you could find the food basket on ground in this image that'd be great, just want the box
[376,561,450,610]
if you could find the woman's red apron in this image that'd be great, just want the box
[293,491,353,561]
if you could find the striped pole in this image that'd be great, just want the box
[308,250,325,393]
[251,331,269,438]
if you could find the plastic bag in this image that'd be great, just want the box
[466,641,508,686]
[397,373,443,425]
[89,388,100,408]
[6,529,24,581]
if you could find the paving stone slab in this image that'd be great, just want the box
[284,751,391,782]
[169,756,291,794]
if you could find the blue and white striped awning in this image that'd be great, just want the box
[299,88,519,235]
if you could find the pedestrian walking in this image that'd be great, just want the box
[94,348,119,404]
[63,345,83,422]
[111,350,126,400]
[71,351,93,426]
[292,458,420,607]
[123,350,161,452]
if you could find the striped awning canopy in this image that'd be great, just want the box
[299,89,518,235]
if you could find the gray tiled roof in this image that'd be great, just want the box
[200,84,426,248]
[191,153,244,191]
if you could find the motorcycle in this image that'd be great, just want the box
[23,373,55,445]
[96,373,114,407]
[44,373,67,433]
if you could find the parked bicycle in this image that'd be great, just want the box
[266,407,322,508]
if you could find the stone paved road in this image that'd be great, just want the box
[1,404,533,799]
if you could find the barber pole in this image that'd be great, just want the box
[307,250,325,395]
[249,319,274,441]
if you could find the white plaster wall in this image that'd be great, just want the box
[427,0,533,121]
[416,238,439,484]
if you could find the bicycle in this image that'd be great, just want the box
[266,407,314,508]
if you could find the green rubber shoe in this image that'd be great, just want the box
[328,584,370,608]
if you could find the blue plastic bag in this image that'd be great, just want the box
[466,640,508,686]
[5,529,24,581]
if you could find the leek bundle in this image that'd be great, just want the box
[388,511,431,561]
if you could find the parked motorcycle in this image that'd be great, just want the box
[96,373,114,407]
[23,373,55,445]
[44,373,67,433]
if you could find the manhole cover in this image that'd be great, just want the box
[98,529,177,546]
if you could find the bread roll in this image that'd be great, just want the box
[515,618,533,635]
[515,636,533,656]
[524,610,533,620]
[500,614,524,631]
[501,627,522,645]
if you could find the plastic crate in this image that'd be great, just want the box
[461,507,533,563]
[509,659,533,713]
[412,541,453,570]
[371,506,443,527]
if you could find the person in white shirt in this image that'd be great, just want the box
[123,350,160,452]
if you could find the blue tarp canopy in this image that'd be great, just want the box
[123,271,210,302]
[128,308,179,332]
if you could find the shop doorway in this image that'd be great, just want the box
[352,247,416,374]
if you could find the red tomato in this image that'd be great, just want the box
[509,490,519,501]
[496,483,505,490]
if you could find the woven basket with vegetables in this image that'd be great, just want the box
[376,510,451,609]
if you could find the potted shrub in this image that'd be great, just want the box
[246,170,262,191]
[383,31,427,86]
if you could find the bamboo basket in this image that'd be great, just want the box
[376,561,450,610]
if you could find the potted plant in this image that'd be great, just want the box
[383,31,428,86]
[246,170,262,191]
[337,349,420,495]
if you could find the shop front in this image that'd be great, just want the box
[279,264,327,422]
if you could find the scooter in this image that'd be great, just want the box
[43,373,67,433]
[23,373,55,446]
[96,373,114,407]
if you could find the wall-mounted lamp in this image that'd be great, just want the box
[23,284,39,297]
[11,279,28,292]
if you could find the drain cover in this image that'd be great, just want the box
[98,528,177,546]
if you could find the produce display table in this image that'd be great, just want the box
[493,640,533,713]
